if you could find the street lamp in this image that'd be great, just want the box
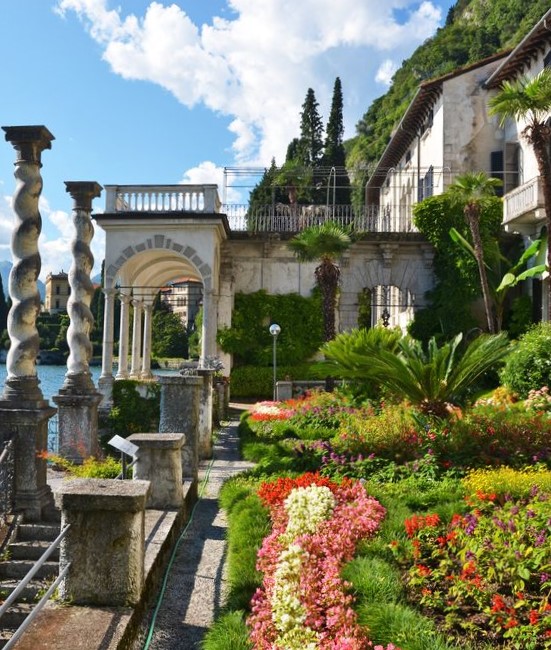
[269,323,281,401]
[326,167,336,217]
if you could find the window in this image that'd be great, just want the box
[55,286,60,295]
[490,150,504,197]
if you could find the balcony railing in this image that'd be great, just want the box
[503,177,545,224]
[104,184,221,213]
[102,185,417,234]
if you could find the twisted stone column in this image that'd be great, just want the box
[1,125,54,404]
[54,182,102,463]
[0,125,56,520]
[63,181,102,391]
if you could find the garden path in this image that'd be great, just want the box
[133,405,254,650]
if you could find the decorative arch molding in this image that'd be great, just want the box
[105,233,213,290]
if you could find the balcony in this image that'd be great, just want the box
[103,185,418,234]
[503,176,546,229]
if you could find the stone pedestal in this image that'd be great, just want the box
[197,369,214,459]
[56,478,150,606]
[0,396,56,521]
[158,375,201,492]
[276,380,293,401]
[128,433,184,509]
[53,390,102,463]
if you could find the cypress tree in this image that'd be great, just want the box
[298,88,324,168]
[323,77,351,205]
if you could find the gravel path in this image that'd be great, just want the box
[133,415,254,650]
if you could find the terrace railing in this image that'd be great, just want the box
[103,185,417,234]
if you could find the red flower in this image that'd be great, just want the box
[529,610,539,625]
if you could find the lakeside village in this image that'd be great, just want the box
[1,5,551,650]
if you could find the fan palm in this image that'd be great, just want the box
[322,329,510,418]
[488,68,551,319]
[288,222,351,341]
[446,172,502,333]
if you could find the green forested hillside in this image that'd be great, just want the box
[347,0,551,197]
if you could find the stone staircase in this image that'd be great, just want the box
[0,516,61,649]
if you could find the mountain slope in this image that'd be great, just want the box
[346,0,551,190]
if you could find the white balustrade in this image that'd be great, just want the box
[104,184,221,214]
[503,177,544,223]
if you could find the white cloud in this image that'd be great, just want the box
[56,0,443,165]
[376,59,398,86]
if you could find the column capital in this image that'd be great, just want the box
[2,125,54,165]
[119,293,132,305]
[102,287,116,298]
[65,181,103,210]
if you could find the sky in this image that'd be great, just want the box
[0,0,455,280]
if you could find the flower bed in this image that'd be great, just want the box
[248,473,394,649]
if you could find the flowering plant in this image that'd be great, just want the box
[525,386,551,414]
[248,473,392,649]
[394,489,551,647]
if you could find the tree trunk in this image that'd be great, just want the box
[315,259,340,342]
[466,206,496,333]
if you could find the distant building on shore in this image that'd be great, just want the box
[160,277,203,330]
[44,271,70,313]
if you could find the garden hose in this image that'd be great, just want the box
[141,424,224,650]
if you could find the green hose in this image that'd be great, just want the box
[141,430,221,650]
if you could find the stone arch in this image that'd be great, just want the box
[104,233,213,291]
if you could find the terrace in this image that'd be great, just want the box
[103,184,417,234]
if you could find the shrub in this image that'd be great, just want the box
[106,379,161,437]
[462,467,551,499]
[229,364,318,399]
[501,322,551,398]
[46,454,122,478]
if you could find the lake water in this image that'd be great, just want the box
[0,364,102,403]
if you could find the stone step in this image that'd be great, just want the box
[0,578,45,602]
[7,540,59,562]
[0,560,58,581]
[0,602,34,629]
[17,522,60,542]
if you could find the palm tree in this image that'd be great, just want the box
[322,329,511,418]
[288,222,351,341]
[488,68,551,320]
[446,172,502,334]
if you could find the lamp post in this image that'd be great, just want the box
[269,323,281,401]
[326,167,336,217]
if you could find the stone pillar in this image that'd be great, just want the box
[56,479,150,606]
[200,288,217,365]
[276,381,293,401]
[116,292,131,379]
[140,301,153,380]
[98,287,116,411]
[158,375,201,498]
[0,125,56,521]
[130,298,143,379]
[53,182,103,463]
[128,433,184,509]
[197,369,214,459]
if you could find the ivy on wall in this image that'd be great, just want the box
[217,290,323,366]
[410,194,503,342]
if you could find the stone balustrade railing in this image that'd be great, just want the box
[104,184,221,213]
[102,185,419,234]
[503,176,545,224]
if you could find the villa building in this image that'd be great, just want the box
[160,277,203,330]
[44,271,70,313]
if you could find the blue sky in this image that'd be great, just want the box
[0,0,455,279]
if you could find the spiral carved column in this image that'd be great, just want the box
[0,125,56,520]
[54,182,102,463]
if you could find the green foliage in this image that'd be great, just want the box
[410,194,503,342]
[217,290,323,367]
[297,87,324,168]
[47,454,121,478]
[500,322,551,397]
[54,314,70,353]
[107,379,161,437]
[229,364,319,399]
[462,466,551,499]
[36,312,64,350]
[151,306,188,358]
